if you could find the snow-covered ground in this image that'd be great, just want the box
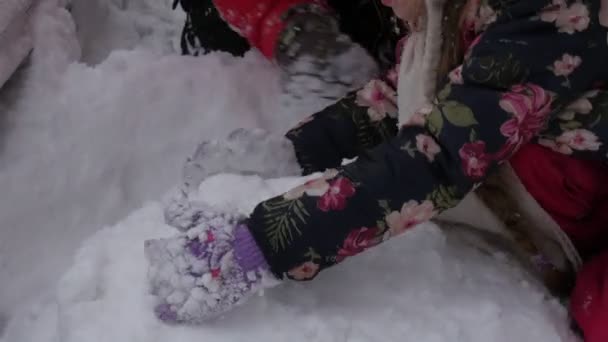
[3,174,577,342]
[0,0,578,340]
[0,0,319,323]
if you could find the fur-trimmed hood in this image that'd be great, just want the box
[397,0,447,125]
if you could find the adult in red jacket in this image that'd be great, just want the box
[175,0,404,101]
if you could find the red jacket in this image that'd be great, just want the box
[571,252,608,342]
[212,0,317,58]
[511,144,608,342]
[511,144,608,257]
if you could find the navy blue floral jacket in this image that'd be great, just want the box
[246,0,608,280]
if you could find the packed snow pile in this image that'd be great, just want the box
[2,175,577,342]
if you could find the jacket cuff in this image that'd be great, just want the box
[233,224,271,273]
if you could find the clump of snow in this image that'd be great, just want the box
[2,174,576,342]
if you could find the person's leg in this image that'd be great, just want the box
[571,251,608,342]
[175,0,250,57]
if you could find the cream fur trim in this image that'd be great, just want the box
[397,0,446,125]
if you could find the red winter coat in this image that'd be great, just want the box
[511,144,608,342]
[511,144,608,258]
[212,0,317,58]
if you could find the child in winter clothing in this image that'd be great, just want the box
[146,1,608,341]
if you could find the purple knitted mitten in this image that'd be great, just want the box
[145,205,279,324]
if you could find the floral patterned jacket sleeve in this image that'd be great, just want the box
[285,78,400,175]
[246,0,608,280]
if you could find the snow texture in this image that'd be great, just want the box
[2,174,577,342]
[0,0,579,340]
[181,128,301,194]
[0,0,318,319]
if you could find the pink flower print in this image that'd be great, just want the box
[551,54,582,77]
[541,1,590,34]
[288,262,320,280]
[459,141,491,180]
[416,134,441,162]
[556,3,591,34]
[317,177,356,212]
[448,65,464,85]
[496,84,553,159]
[385,200,436,236]
[336,227,381,262]
[356,80,398,122]
[556,129,602,153]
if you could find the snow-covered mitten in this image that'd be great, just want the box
[276,4,379,102]
[145,203,280,323]
[158,128,299,233]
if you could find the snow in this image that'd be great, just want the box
[2,174,577,342]
[0,0,317,319]
[0,0,578,340]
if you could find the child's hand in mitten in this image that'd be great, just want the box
[180,129,300,195]
[145,204,280,323]
[161,128,301,232]
[277,4,378,102]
